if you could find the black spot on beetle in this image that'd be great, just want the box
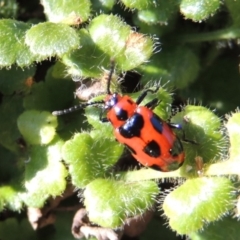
[150,114,163,134]
[127,99,134,104]
[119,113,144,138]
[115,108,128,121]
[151,164,163,171]
[143,140,161,157]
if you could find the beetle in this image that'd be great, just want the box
[53,63,184,171]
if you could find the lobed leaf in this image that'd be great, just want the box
[120,0,156,10]
[41,0,91,24]
[180,0,221,22]
[0,19,35,67]
[23,64,75,112]
[25,22,79,58]
[62,132,123,188]
[62,29,108,78]
[0,184,24,212]
[84,178,158,228]
[0,66,35,95]
[22,136,67,207]
[226,112,240,160]
[171,105,226,175]
[137,0,178,25]
[0,0,18,18]
[17,110,58,145]
[0,96,24,152]
[163,177,235,235]
[139,46,200,89]
[0,218,37,240]
[189,216,240,240]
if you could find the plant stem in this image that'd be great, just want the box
[205,160,240,175]
[120,168,182,182]
[177,27,240,43]
[120,159,240,182]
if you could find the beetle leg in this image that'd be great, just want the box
[144,98,161,110]
[136,85,160,105]
[169,123,198,144]
[99,108,109,122]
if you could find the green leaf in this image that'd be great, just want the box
[91,0,116,13]
[141,215,180,240]
[64,14,154,74]
[137,0,179,25]
[23,64,75,112]
[88,14,154,71]
[0,0,18,18]
[120,0,156,10]
[171,105,225,175]
[180,0,221,22]
[163,177,235,235]
[225,0,240,27]
[63,29,108,77]
[84,178,158,228]
[226,112,240,160]
[0,96,24,152]
[0,146,19,181]
[0,218,37,240]
[84,106,113,137]
[116,32,154,71]
[17,110,58,145]
[41,0,91,24]
[133,11,176,37]
[88,14,131,58]
[0,183,24,211]
[139,46,200,89]
[62,132,123,188]
[50,212,79,240]
[188,216,240,240]
[50,61,69,79]
[187,57,240,115]
[0,148,25,211]
[54,110,90,141]
[25,22,79,58]
[0,66,36,95]
[0,19,35,67]
[62,133,98,188]
[22,136,67,207]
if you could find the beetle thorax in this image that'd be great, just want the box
[105,93,137,128]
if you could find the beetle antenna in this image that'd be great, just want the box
[52,100,105,116]
[106,59,115,95]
